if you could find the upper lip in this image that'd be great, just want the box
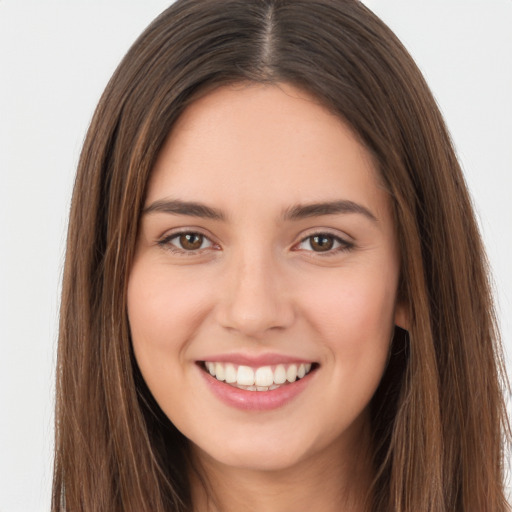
[198,353,316,367]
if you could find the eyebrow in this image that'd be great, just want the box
[143,199,226,220]
[143,198,377,223]
[283,200,378,222]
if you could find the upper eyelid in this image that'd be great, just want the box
[295,234,351,249]
[300,233,345,243]
[158,227,216,242]
[295,227,353,244]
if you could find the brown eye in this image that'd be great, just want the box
[158,231,216,254]
[310,234,335,252]
[179,233,205,250]
[295,233,352,254]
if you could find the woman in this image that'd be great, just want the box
[52,0,511,510]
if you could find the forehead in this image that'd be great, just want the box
[147,83,388,219]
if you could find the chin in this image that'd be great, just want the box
[202,446,309,473]
[190,425,330,474]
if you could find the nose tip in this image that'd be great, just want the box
[216,259,295,338]
[222,300,289,337]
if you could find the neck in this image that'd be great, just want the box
[189,415,373,512]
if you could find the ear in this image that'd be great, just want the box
[394,300,409,331]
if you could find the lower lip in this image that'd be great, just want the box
[198,365,316,411]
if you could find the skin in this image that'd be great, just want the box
[127,83,407,512]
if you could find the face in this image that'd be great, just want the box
[128,83,405,474]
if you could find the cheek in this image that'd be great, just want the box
[128,263,207,347]
[300,273,396,429]
[304,266,397,341]
[300,265,397,392]
[126,261,213,390]
[126,262,218,428]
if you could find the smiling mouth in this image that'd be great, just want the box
[200,361,318,391]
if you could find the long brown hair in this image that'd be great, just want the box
[53,1,511,510]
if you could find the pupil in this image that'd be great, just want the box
[180,233,203,250]
[312,235,333,252]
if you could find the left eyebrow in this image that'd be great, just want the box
[283,200,378,223]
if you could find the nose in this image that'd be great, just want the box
[216,250,295,338]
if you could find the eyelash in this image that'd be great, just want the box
[157,230,354,256]
[293,232,354,255]
[157,230,217,255]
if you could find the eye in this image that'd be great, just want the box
[296,233,352,253]
[159,231,215,253]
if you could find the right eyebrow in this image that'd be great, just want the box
[142,199,226,221]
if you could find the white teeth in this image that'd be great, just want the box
[237,365,255,386]
[215,362,225,381]
[274,364,287,384]
[255,366,274,387]
[286,364,298,383]
[204,361,314,390]
[225,363,237,383]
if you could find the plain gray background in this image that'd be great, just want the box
[1,1,511,510]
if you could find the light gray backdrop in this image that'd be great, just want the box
[1,1,510,511]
